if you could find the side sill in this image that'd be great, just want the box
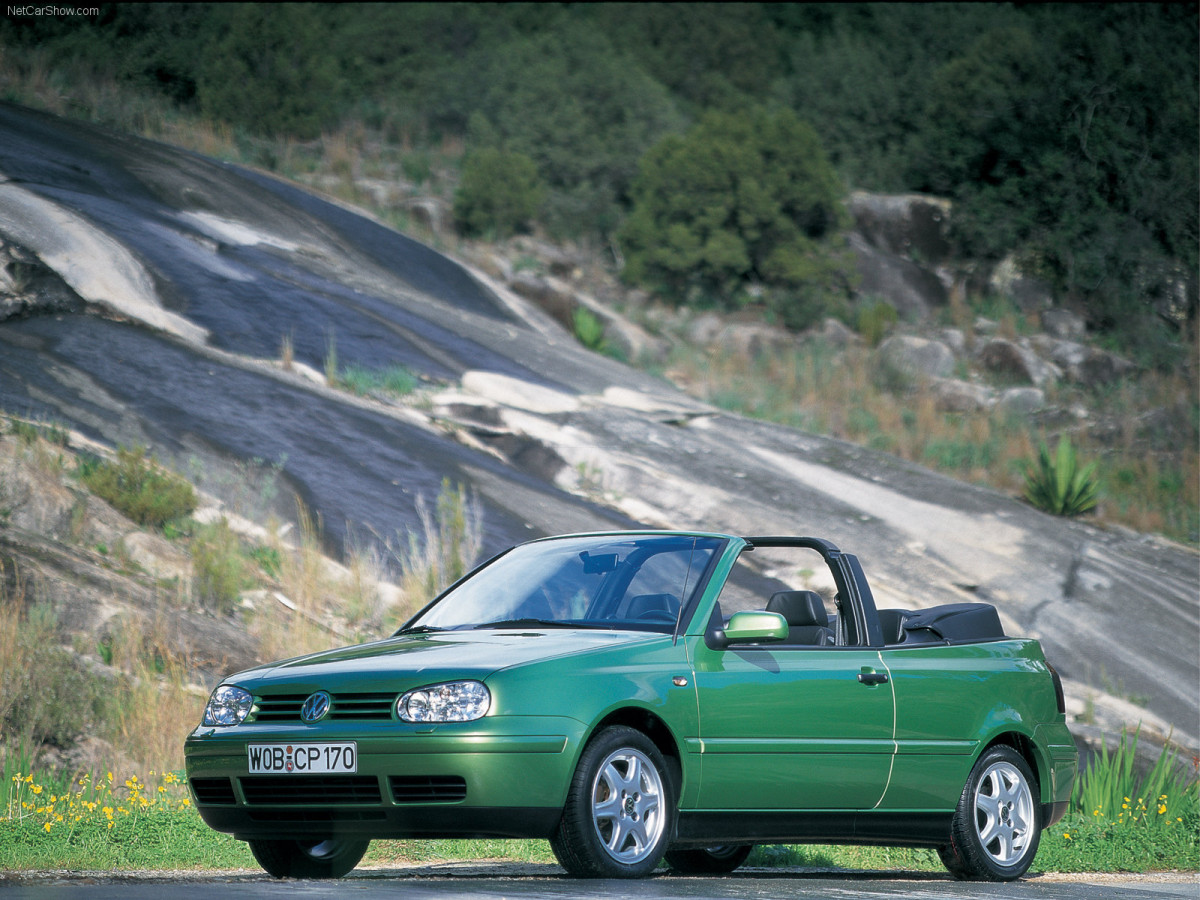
[674,811,952,847]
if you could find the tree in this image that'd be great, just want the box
[470,23,683,239]
[911,7,1198,348]
[619,108,853,327]
[197,5,344,139]
[453,148,545,238]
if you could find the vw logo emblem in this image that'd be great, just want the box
[300,691,331,723]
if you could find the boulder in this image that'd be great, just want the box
[849,232,948,318]
[929,377,992,413]
[995,387,1046,419]
[975,338,1060,387]
[1040,339,1136,386]
[816,317,859,348]
[509,271,576,329]
[874,335,956,387]
[1041,308,1087,340]
[938,328,968,357]
[847,191,953,265]
[402,197,450,234]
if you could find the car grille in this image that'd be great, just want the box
[251,692,396,723]
[389,775,467,803]
[190,777,236,805]
[239,776,382,805]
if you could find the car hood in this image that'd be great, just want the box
[225,628,664,690]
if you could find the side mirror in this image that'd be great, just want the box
[710,611,788,648]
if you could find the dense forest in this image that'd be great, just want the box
[3,3,1197,359]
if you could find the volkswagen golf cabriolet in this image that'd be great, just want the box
[185,531,1076,881]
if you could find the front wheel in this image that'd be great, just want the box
[550,725,675,878]
[248,837,370,878]
[665,844,753,874]
[938,746,1041,881]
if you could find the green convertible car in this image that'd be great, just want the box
[184,531,1077,881]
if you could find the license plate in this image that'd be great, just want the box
[248,742,357,774]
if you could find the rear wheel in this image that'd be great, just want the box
[248,837,370,878]
[665,844,753,874]
[550,725,675,878]
[938,746,1040,881]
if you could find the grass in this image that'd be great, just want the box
[658,334,1198,545]
[337,364,420,400]
[1,774,1195,875]
[77,445,197,530]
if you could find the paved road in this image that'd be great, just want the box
[1,867,1196,900]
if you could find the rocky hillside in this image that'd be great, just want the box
[0,103,1196,770]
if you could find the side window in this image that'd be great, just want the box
[714,547,839,646]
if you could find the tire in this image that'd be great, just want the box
[248,837,370,879]
[550,725,675,878]
[665,844,753,874]
[938,745,1041,881]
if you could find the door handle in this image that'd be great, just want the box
[857,670,889,686]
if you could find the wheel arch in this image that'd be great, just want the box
[982,730,1044,799]
[585,706,683,778]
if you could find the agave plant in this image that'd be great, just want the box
[1023,436,1100,517]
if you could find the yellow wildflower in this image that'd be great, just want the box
[42,822,51,833]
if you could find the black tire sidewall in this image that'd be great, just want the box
[248,837,370,878]
[553,725,676,878]
[665,844,753,874]
[949,746,1041,881]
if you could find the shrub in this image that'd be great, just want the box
[190,518,251,614]
[1071,727,1199,831]
[572,307,608,353]
[390,479,483,623]
[1022,436,1100,517]
[0,581,99,751]
[856,300,899,346]
[619,107,854,317]
[78,446,197,529]
[453,148,545,239]
[338,364,419,399]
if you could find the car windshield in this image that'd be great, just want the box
[402,534,725,633]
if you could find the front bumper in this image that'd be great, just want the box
[184,716,582,841]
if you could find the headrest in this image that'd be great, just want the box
[766,590,828,628]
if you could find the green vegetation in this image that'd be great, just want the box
[619,108,854,328]
[454,148,544,239]
[1043,730,1200,873]
[572,307,608,353]
[189,517,253,614]
[659,330,1197,543]
[1023,437,1101,518]
[77,445,197,529]
[336,364,420,400]
[389,478,484,623]
[2,734,1195,873]
[2,4,1192,358]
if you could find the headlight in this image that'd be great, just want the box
[397,680,490,723]
[203,684,253,726]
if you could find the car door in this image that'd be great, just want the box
[689,639,895,810]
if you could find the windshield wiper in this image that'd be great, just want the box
[392,624,446,636]
[473,618,587,630]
